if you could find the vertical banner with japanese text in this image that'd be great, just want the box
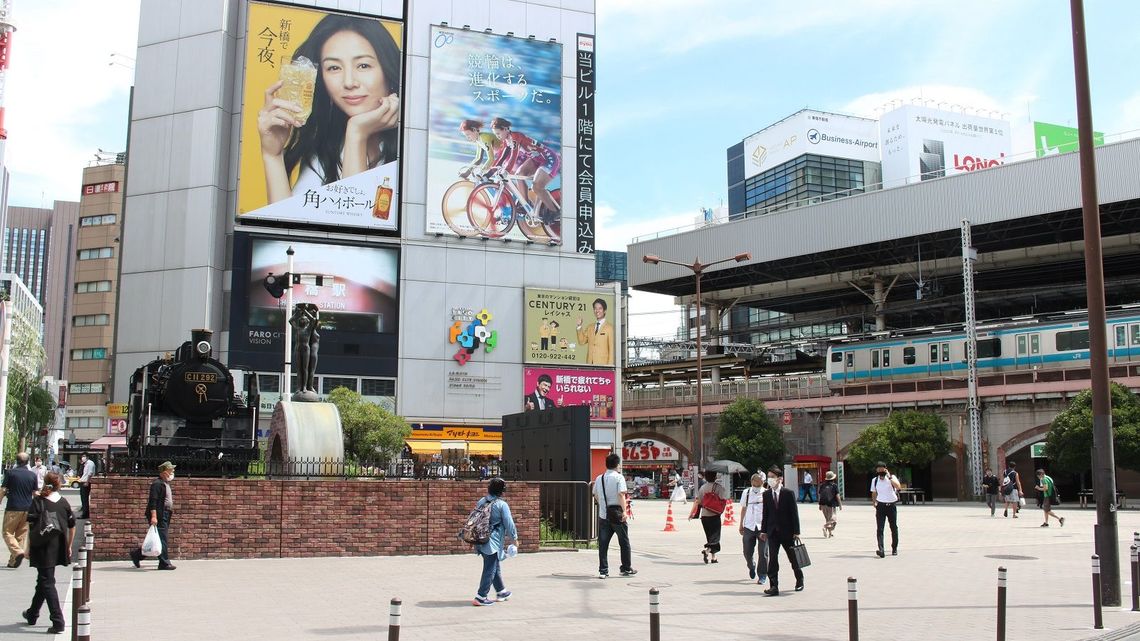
[575,33,595,254]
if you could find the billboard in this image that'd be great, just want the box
[523,367,615,419]
[228,233,399,377]
[237,3,404,232]
[742,110,879,179]
[425,26,563,244]
[525,289,616,366]
[880,105,1011,188]
[1034,121,1104,157]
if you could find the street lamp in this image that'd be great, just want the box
[642,252,752,467]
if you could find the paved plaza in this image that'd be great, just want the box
[5,495,1140,640]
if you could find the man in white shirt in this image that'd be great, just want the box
[870,461,902,558]
[738,473,769,584]
[799,471,815,503]
[78,453,96,519]
[31,456,46,490]
[592,453,636,579]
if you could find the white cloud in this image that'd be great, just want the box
[3,0,140,205]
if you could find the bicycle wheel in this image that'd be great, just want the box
[440,180,478,237]
[467,183,516,238]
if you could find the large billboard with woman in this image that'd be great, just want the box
[425,26,563,244]
[237,3,404,232]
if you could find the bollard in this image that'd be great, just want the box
[76,604,91,641]
[1093,555,1104,630]
[70,563,82,641]
[649,588,660,641]
[77,547,88,607]
[997,567,1007,641]
[1132,546,1139,613]
[84,530,94,605]
[847,577,859,641]
[387,597,401,641]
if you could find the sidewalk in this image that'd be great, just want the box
[3,499,1140,640]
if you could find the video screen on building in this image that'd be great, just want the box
[236,2,405,233]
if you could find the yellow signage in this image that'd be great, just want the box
[410,426,501,442]
[106,403,129,419]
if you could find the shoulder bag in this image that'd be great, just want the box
[699,485,728,515]
[599,474,624,525]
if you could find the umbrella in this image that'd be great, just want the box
[704,459,748,474]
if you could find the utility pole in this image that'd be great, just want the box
[961,220,983,498]
[1070,0,1119,606]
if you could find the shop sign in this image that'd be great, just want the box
[410,425,501,442]
[622,439,678,462]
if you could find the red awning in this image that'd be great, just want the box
[88,436,126,450]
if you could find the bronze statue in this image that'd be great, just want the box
[289,303,321,400]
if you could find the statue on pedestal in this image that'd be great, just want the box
[289,303,321,402]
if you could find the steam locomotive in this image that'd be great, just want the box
[127,329,260,473]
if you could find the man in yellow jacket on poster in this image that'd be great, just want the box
[576,298,614,366]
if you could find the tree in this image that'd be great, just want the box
[327,387,411,463]
[1045,383,1140,473]
[4,308,47,453]
[847,411,952,473]
[714,398,786,473]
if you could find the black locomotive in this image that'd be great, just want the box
[127,329,260,474]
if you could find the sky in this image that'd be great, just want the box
[3,1,1139,340]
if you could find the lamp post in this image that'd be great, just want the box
[642,252,752,466]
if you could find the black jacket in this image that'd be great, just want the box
[145,478,171,521]
[523,392,554,411]
[27,495,75,568]
[761,486,800,539]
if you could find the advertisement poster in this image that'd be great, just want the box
[425,26,563,243]
[523,367,615,419]
[622,439,679,463]
[1034,121,1104,157]
[237,3,404,232]
[880,105,1011,188]
[742,109,879,180]
[525,289,616,366]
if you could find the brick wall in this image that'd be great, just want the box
[90,478,540,562]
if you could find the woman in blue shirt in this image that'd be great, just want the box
[473,477,518,606]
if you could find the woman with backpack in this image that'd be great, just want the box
[471,477,517,606]
[21,471,75,634]
[818,471,842,538]
[690,470,730,564]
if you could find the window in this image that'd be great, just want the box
[1117,326,1128,348]
[1056,329,1090,352]
[76,280,112,293]
[831,351,844,363]
[78,247,114,260]
[930,344,939,363]
[941,343,951,362]
[881,349,890,368]
[79,214,116,226]
[903,346,916,365]
[67,417,103,430]
[1132,324,1140,346]
[322,377,358,394]
[73,314,110,327]
[1017,335,1027,356]
[1030,334,1041,354]
[977,338,1002,358]
[259,374,281,393]
[71,348,107,360]
[69,383,105,395]
[362,378,396,397]
[872,350,880,368]
[845,353,853,367]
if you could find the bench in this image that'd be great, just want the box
[1077,490,1126,509]
[898,488,926,505]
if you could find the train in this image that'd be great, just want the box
[825,307,1140,383]
[127,329,260,473]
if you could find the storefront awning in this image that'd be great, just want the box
[467,442,502,456]
[406,440,442,455]
[88,436,126,450]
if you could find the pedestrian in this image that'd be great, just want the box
[1034,469,1065,528]
[1000,461,1024,518]
[799,470,816,503]
[471,477,517,606]
[871,462,901,558]
[593,453,636,579]
[760,466,804,596]
[982,468,1000,516]
[129,461,178,570]
[31,456,46,490]
[668,468,687,505]
[77,453,96,519]
[818,471,842,537]
[690,470,730,564]
[21,470,75,634]
[738,473,769,584]
[1,452,38,568]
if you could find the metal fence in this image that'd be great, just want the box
[538,480,596,548]
[106,452,503,481]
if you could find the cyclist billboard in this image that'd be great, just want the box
[525,289,615,367]
[425,26,563,244]
[235,3,405,233]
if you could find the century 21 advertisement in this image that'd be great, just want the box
[238,3,404,232]
[425,26,563,244]
[525,289,615,367]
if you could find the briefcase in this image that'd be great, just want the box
[792,540,812,568]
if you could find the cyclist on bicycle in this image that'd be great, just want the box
[490,117,561,224]
[458,119,501,180]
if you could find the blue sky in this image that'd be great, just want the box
[595,0,1140,337]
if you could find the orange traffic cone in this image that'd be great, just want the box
[662,504,677,532]
[722,500,736,526]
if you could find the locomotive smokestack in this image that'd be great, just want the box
[191,328,213,360]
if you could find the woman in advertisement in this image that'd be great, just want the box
[489,117,561,223]
[258,14,401,204]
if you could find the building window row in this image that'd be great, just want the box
[71,347,108,360]
[73,314,111,327]
[66,417,103,430]
[69,383,105,395]
[80,214,117,227]
[78,247,114,260]
[76,280,113,293]
[257,373,396,399]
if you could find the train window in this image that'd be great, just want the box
[1030,334,1040,354]
[1132,325,1140,346]
[846,353,854,367]
[977,338,1001,358]
[1016,335,1027,356]
[872,350,880,368]
[1056,329,1090,352]
[941,343,951,362]
[831,351,844,363]
[903,347,916,365]
[930,345,939,363]
[1116,326,1128,348]
[881,349,891,367]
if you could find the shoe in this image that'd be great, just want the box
[598,572,608,580]
[710,557,718,564]
[46,625,65,634]
[157,564,177,570]
[702,549,709,564]
[763,587,780,596]
[1003,510,1008,517]
[876,549,885,558]
[795,579,804,592]
[749,567,756,580]
[13,553,23,568]
[757,575,767,585]
[1040,523,1049,527]
[129,549,142,569]
[1060,517,1065,527]
[620,568,638,577]
[496,590,512,602]
[21,609,36,625]
[892,550,898,556]
[472,596,495,606]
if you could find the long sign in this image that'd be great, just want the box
[575,33,595,254]
[409,425,502,442]
[622,439,678,462]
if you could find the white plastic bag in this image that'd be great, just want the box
[1019,497,1026,507]
[141,525,163,557]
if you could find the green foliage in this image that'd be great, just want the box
[847,411,952,473]
[4,311,48,451]
[714,398,786,473]
[1045,383,1140,473]
[327,387,411,463]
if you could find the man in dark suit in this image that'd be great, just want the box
[129,461,177,570]
[760,465,804,596]
[524,374,556,411]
